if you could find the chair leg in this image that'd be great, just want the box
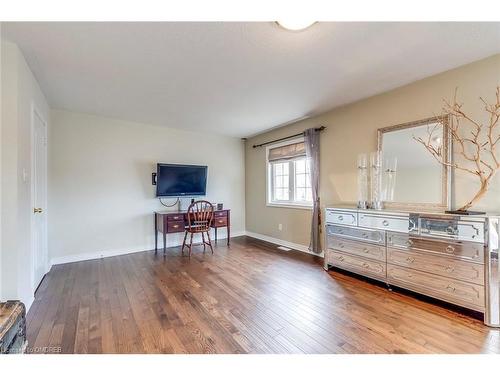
[202,232,206,252]
[188,232,194,257]
[206,230,214,254]
[181,231,188,255]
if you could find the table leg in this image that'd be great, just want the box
[154,213,158,253]
[227,211,230,246]
[215,227,218,242]
[163,230,166,254]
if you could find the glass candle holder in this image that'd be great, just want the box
[383,156,398,202]
[357,153,369,209]
[370,151,383,210]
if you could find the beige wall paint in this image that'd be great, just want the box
[1,40,50,307]
[49,110,246,263]
[246,54,500,248]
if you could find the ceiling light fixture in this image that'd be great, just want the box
[276,20,316,31]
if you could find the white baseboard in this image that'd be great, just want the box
[245,231,324,257]
[49,230,246,266]
[24,295,35,313]
[48,230,320,266]
[50,245,151,266]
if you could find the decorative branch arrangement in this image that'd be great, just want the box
[414,86,500,212]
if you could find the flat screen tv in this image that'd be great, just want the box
[156,163,208,197]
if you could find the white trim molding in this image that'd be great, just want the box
[50,245,150,267]
[49,230,322,268]
[50,230,246,266]
[245,231,324,258]
[266,203,312,210]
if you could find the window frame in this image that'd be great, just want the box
[266,138,313,210]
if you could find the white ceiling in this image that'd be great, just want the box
[3,22,500,137]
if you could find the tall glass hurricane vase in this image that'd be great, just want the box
[383,156,398,202]
[370,151,383,210]
[357,153,369,209]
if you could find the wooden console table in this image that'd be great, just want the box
[154,209,231,253]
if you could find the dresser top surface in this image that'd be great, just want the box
[326,204,500,220]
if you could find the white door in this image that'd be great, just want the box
[32,107,48,292]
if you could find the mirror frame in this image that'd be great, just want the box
[377,115,452,211]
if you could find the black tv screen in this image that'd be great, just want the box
[156,164,207,197]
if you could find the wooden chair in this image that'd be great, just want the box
[182,200,214,257]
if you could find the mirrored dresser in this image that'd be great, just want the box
[324,205,500,327]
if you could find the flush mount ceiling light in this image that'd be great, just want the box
[276,20,316,31]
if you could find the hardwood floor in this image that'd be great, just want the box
[27,236,500,354]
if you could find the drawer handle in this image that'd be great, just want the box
[406,257,415,263]
[173,216,180,220]
[338,256,345,261]
[446,284,456,292]
[338,215,344,221]
[445,266,455,273]
[362,262,370,269]
[338,243,345,248]
[173,224,179,228]
[445,245,455,254]
[382,220,389,227]
[218,220,224,223]
[406,239,414,247]
[362,233,368,238]
[446,226,456,235]
[363,248,369,253]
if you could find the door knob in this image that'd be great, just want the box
[34,208,43,213]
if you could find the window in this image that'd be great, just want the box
[294,158,312,202]
[267,139,313,208]
[272,162,289,201]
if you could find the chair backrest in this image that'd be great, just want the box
[187,200,214,231]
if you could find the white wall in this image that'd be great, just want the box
[1,40,50,308]
[0,27,3,301]
[1,40,18,301]
[49,109,246,264]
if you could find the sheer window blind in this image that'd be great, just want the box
[267,142,306,163]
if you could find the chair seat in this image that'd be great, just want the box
[186,224,209,232]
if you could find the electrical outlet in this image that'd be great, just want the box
[278,223,283,231]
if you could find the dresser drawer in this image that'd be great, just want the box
[387,265,485,311]
[212,217,228,227]
[359,212,409,233]
[325,210,357,226]
[327,224,385,245]
[387,248,484,285]
[386,232,484,263]
[419,217,485,243]
[167,221,185,233]
[167,214,185,221]
[328,237,386,262]
[214,211,228,218]
[326,250,386,281]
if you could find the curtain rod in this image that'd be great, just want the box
[252,126,326,148]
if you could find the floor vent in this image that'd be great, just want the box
[277,246,292,251]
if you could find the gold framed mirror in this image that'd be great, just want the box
[377,116,451,211]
